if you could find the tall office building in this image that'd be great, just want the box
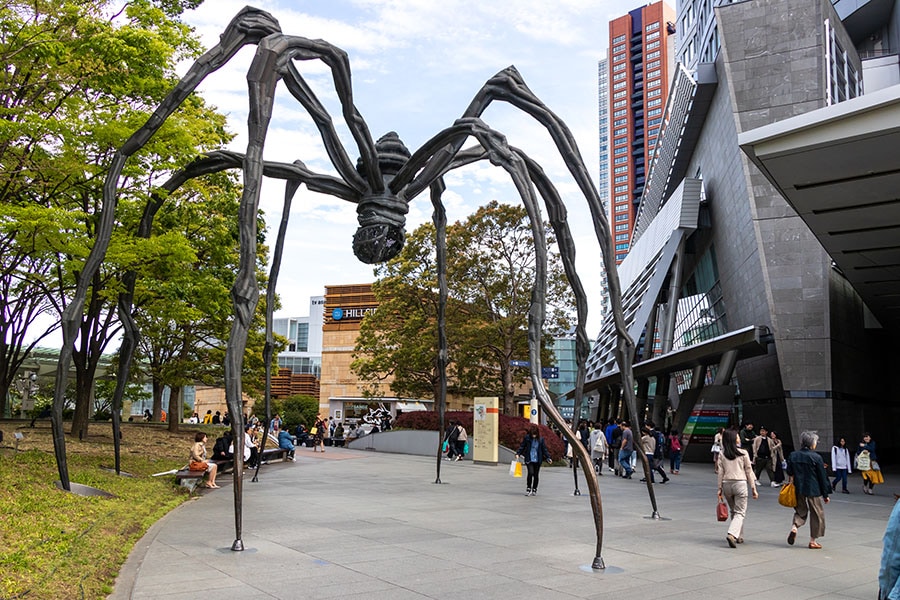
[606,1,676,264]
[597,58,611,320]
[579,0,900,454]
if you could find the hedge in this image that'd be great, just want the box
[393,411,565,460]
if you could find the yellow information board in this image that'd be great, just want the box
[472,396,499,464]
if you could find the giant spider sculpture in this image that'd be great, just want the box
[49,7,653,568]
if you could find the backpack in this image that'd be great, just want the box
[653,431,666,459]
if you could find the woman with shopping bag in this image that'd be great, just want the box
[716,428,758,548]
[516,425,552,497]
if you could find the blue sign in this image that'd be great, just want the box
[541,367,559,379]
[510,360,529,367]
[332,307,344,321]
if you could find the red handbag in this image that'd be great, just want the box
[716,501,729,522]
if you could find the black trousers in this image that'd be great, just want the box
[526,462,543,490]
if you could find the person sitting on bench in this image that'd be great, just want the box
[190,432,219,489]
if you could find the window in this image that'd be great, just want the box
[647,69,661,79]
[613,108,627,117]
[614,127,627,137]
[614,145,627,155]
[648,108,662,117]
[615,233,629,241]
[615,194,628,203]
[614,156,628,164]
[613,62,626,72]
[613,53,626,63]
[648,117,662,126]
[613,81,627,90]
[647,40,660,50]
[615,223,629,232]
[613,117,627,126]
[616,242,630,251]
[647,88,661,98]
[647,50,660,60]
[615,213,628,222]
[645,21,659,31]
[647,78,661,89]
[614,175,628,183]
[614,166,628,174]
[647,98,661,107]
[646,31,659,41]
[647,60,660,69]
[613,43,626,53]
[648,128,659,138]
[614,185,628,193]
[613,71,626,81]
[613,34,626,43]
[613,90,627,99]
[613,99,627,108]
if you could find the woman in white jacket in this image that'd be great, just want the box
[830,437,852,494]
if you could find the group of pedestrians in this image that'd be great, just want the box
[443,420,468,461]
[716,424,886,551]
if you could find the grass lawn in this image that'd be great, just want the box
[0,420,219,599]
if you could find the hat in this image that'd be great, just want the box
[759,425,767,431]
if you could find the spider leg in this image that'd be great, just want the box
[430,179,449,485]
[257,35,381,192]
[254,173,304,484]
[51,7,282,491]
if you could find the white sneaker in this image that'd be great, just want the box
[771,482,781,487]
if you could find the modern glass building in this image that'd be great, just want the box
[578,0,900,455]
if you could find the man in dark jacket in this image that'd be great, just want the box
[786,430,831,549]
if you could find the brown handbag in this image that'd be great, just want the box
[189,460,209,471]
[716,500,729,521]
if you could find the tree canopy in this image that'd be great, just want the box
[0,1,269,430]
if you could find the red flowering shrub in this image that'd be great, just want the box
[394,411,564,460]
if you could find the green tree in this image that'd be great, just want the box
[0,1,238,436]
[272,395,320,433]
[353,201,573,414]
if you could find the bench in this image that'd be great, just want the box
[175,459,233,492]
[260,446,290,463]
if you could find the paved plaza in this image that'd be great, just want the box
[111,446,892,599]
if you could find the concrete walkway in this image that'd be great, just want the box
[110,447,892,599]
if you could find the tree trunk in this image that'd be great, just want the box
[152,379,163,421]
[70,371,94,440]
[168,385,181,432]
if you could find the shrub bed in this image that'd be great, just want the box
[394,411,564,460]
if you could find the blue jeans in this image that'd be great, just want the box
[670,450,682,472]
[832,468,848,491]
[618,449,633,476]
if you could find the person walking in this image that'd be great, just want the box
[712,427,724,472]
[716,428,757,548]
[444,421,458,460]
[752,425,778,486]
[618,421,635,479]
[312,415,326,453]
[769,430,787,485]
[516,425,552,496]
[454,421,468,461]
[857,432,884,495]
[786,430,830,549]
[668,429,683,474]
[830,437,852,494]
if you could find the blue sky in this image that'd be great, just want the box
[182,0,649,335]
